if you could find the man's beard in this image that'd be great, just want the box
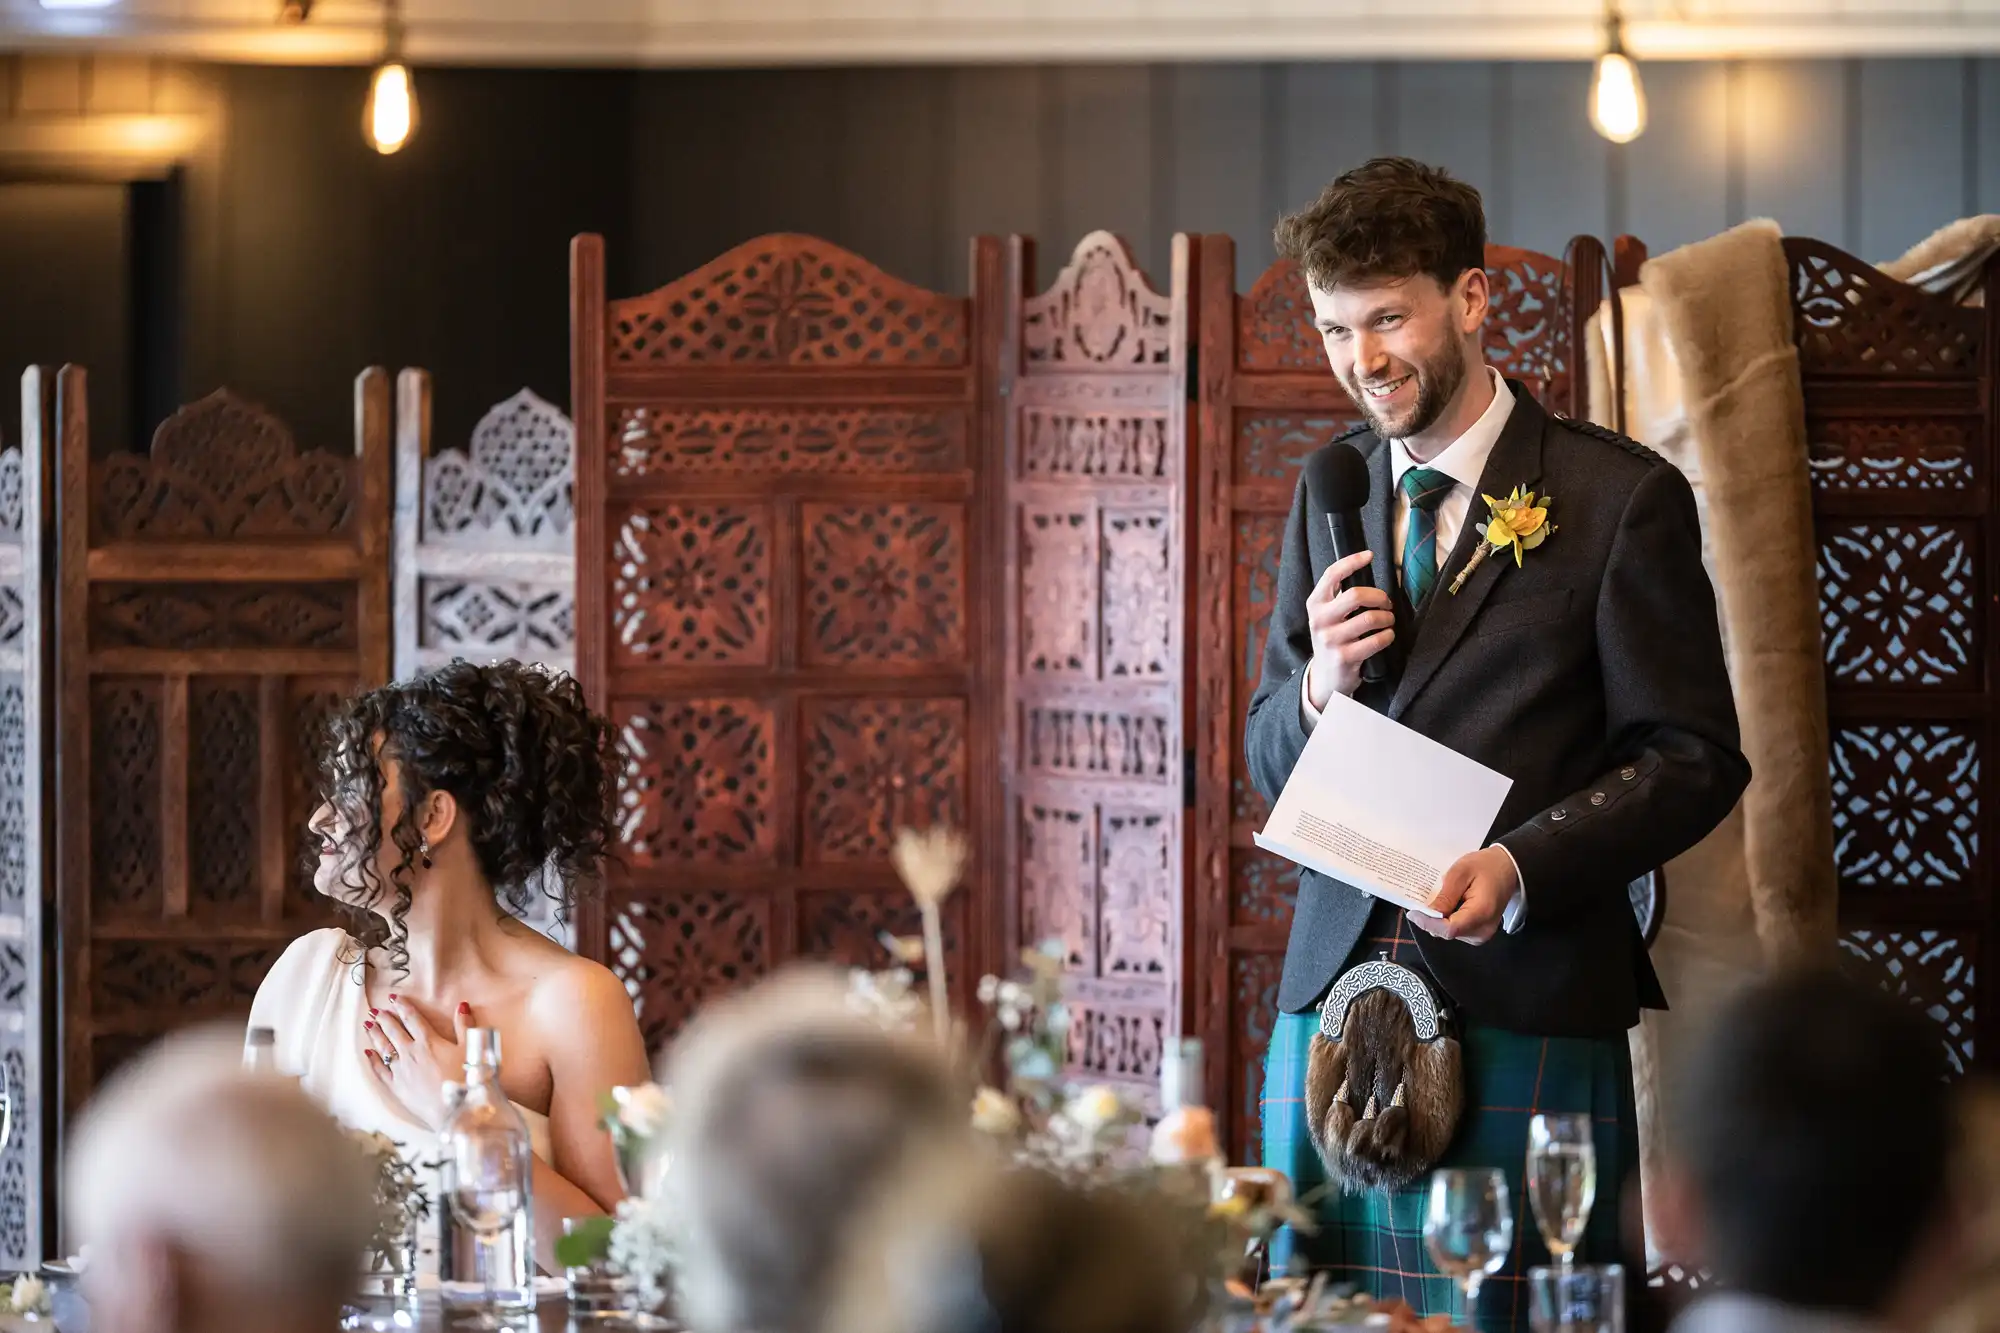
[1346,347,1466,442]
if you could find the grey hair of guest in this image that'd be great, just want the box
[66,1022,378,1333]
[661,964,978,1333]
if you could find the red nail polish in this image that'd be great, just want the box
[364,1020,374,1030]
[369,1007,379,1017]
[459,1002,470,1014]
[387,993,398,1001]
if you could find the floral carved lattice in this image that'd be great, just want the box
[425,389,573,547]
[95,391,351,539]
[610,891,767,1050]
[0,448,22,543]
[615,699,774,863]
[1237,414,1363,484]
[91,942,279,1014]
[804,698,966,863]
[1020,411,1170,479]
[288,685,352,919]
[90,583,355,651]
[609,237,965,367]
[0,683,23,908]
[1839,930,1976,1076]
[0,1040,29,1266]
[1102,511,1172,678]
[612,505,771,666]
[1234,514,1285,827]
[1233,851,1295,930]
[803,504,964,665]
[1231,953,1285,1164]
[422,579,574,661]
[1831,725,1979,887]
[1099,811,1171,977]
[1020,509,1096,676]
[1023,232,1174,367]
[91,681,161,914]
[1484,247,1570,409]
[1021,706,1172,784]
[1237,262,1324,373]
[615,407,965,477]
[1021,804,1095,972]
[189,680,259,915]
[798,890,964,979]
[1066,1005,1166,1083]
[1818,523,1976,686]
[1807,417,1976,492]
[1789,240,1981,376]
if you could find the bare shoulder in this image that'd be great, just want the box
[527,949,635,1023]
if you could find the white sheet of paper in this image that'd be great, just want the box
[1252,689,1515,917]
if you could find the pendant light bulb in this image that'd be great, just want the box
[1589,9,1646,144]
[364,2,416,155]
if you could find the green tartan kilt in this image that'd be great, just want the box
[1260,926,1641,1333]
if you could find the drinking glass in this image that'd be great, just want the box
[445,1121,530,1331]
[1423,1168,1513,1312]
[1528,1263,1625,1333]
[1526,1113,1597,1268]
[564,1216,625,1321]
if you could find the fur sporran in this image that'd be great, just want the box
[1303,959,1463,1193]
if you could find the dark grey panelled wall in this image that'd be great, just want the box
[77,57,2000,454]
[628,58,2000,297]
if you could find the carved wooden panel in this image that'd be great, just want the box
[1193,234,1609,1152]
[390,376,579,946]
[56,369,392,1123]
[0,391,53,1269]
[574,233,1002,1044]
[1787,236,2000,1073]
[1000,232,1191,1113]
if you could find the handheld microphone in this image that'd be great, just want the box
[1303,442,1389,685]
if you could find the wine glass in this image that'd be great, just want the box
[1526,1113,1597,1269]
[1424,1168,1513,1313]
[444,1124,529,1331]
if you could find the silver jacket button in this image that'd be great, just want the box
[1620,766,1637,781]
[1590,792,1607,807]
[1551,809,1568,822]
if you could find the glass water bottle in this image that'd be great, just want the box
[439,1029,535,1318]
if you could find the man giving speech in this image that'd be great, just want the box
[1246,158,1748,1332]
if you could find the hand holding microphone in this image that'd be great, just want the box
[1302,442,1396,709]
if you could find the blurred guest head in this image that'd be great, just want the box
[66,1024,376,1333]
[663,965,974,1333]
[1659,966,1960,1328]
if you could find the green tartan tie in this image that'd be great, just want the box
[1400,466,1455,607]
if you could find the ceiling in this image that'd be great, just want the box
[3,0,2000,66]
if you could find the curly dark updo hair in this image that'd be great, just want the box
[317,658,617,973]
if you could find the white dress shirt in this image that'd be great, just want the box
[1299,367,1527,933]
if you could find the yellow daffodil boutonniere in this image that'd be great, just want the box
[1448,485,1555,594]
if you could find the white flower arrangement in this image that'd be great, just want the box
[7,1274,48,1319]
[606,1191,680,1310]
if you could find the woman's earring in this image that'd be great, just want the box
[419,839,433,871]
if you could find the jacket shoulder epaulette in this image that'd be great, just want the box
[1554,415,1662,466]
[1332,421,1372,445]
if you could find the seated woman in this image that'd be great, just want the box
[247,658,649,1275]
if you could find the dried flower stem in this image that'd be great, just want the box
[921,902,949,1045]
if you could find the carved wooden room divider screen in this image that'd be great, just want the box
[571,234,1006,1052]
[393,375,576,681]
[1,374,54,1271]
[1782,239,2000,1077]
[54,370,392,1121]
[394,375,578,948]
[998,232,1192,1114]
[1190,236,1609,1162]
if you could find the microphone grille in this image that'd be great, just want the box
[1308,440,1371,511]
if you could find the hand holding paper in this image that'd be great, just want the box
[1252,690,1514,919]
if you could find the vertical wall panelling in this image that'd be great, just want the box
[1740,60,1849,242]
[1622,61,1733,258]
[1857,59,1970,263]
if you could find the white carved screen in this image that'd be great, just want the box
[393,374,578,946]
[2,372,53,1269]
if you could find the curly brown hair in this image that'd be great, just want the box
[1273,156,1486,293]
[316,658,617,974]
